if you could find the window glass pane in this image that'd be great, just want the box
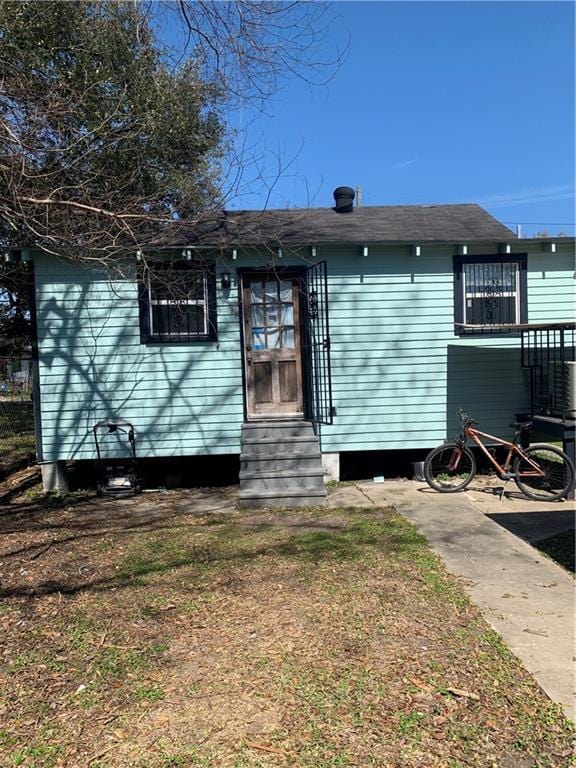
[462,261,519,326]
[182,304,205,334]
[466,297,516,325]
[280,304,294,326]
[279,281,292,302]
[498,296,517,324]
[264,282,278,303]
[464,263,516,293]
[150,268,204,301]
[171,305,188,333]
[152,304,204,335]
[267,327,280,348]
[252,327,266,349]
[251,304,265,326]
[500,264,516,290]
[282,327,295,348]
[148,263,209,338]
[251,282,264,303]
[150,275,167,300]
[151,305,170,335]
[266,305,280,326]
[246,278,295,345]
[181,271,205,300]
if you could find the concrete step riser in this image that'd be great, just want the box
[241,440,319,457]
[239,495,326,509]
[239,421,324,508]
[240,475,325,493]
[243,420,311,427]
[242,424,316,440]
[241,456,322,473]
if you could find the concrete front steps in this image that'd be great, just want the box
[239,420,326,508]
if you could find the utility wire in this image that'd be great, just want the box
[501,221,575,226]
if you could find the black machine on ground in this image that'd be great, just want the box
[93,420,141,497]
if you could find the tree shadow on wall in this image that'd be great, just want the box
[37,263,243,472]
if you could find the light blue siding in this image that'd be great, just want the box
[35,256,245,461]
[35,243,575,461]
[318,244,574,452]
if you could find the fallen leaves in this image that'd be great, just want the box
[445,687,481,702]
[245,740,295,758]
[0,498,573,768]
[407,676,435,693]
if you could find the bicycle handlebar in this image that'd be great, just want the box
[456,408,476,427]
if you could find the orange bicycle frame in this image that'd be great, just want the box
[464,425,544,479]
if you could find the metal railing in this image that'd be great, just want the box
[302,261,334,428]
[520,323,576,422]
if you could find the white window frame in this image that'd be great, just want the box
[462,261,520,326]
[147,268,209,339]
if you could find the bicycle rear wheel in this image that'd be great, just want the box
[513,444,575,501]
[424,443,476,492]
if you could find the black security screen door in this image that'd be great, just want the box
[303,261,334,426]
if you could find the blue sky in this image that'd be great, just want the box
[223,1,575,236]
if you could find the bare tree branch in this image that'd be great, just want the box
[0,1,347,267]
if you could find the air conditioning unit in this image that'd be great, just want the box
[548,361,576,419]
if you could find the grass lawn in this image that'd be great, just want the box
[0,484,573,768]
[0,431,35,473]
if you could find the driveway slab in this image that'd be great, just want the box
[351,480,576,721]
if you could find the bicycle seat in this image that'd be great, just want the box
[509,420,533,431]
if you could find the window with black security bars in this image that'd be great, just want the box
[138,260,217,343]
[149,267,206,338]
[463,262,520,326]
[454,254,527,336]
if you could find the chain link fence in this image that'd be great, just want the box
[0,357,36,477]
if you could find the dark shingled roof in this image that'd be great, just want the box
[151,204,515,247]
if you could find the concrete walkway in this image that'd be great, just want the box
[327,479,575,721]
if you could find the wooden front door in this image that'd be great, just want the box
[242,273,304,419]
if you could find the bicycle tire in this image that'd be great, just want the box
[513,444,575,501]
[424,443,477,493]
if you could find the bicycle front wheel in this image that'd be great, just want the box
[513,444,575,501]
[424,443,476,493]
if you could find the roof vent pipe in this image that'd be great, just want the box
[333,186,355,213]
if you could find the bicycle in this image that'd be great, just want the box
[424,409,575,501]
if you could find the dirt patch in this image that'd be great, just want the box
[0,486,573,767]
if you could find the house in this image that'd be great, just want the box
[21,187,576,505]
